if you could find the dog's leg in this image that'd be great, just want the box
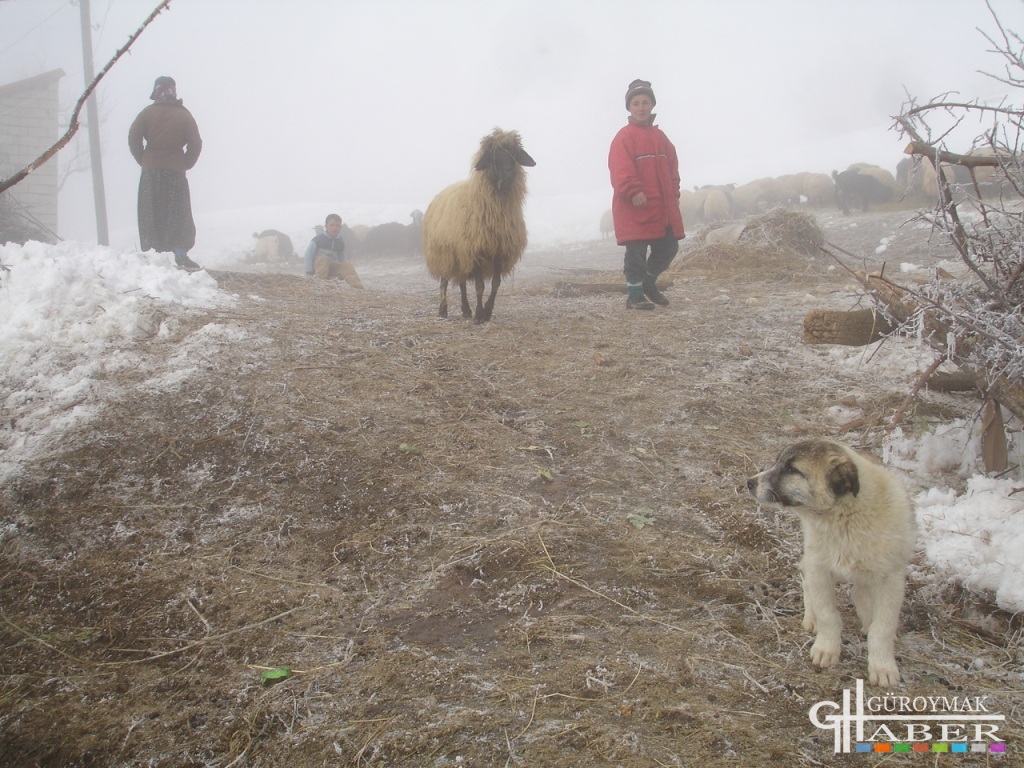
[865,571,906,686]
[851,581,874,635]
[802,559,842,668]
[801,572,818,633]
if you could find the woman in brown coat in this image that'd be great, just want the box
[128,76,203,271]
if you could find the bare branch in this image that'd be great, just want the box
[866,4,1024,422]
[0,0,174,196]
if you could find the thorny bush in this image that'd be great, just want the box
[891,2,1024,402]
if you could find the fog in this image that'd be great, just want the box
[1,0,1020,250]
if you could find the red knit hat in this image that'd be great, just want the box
[625,79,656,109]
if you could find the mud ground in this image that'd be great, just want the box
[1,205,1021,766]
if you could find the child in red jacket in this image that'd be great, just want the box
[608,79,686,309]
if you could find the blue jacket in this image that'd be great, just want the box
[303,232,346,274]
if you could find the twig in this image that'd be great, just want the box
[149,436,181,465]
[1,607,298,667]
[510,689,540,741]
[887,354,948,432]
[539,663,644,702]
[229,564,336,590]
[354,717,396,767]
[246,640,356,676]
[535,533,687,633]
[186,599,212,634]
[0,0,175,195]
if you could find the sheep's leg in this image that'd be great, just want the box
[459,280,472,318]
[471,265,487,323]
[480,272,501,323]
[438,278,449,318]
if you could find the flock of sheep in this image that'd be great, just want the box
[249,212,424,265]
[598,155,1008,236]
[609,164,898,234]
[346,211,423,259]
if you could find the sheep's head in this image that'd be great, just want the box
[473,128,535,195]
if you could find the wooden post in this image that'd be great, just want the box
[79,0,109,245]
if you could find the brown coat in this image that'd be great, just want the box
[128,100,202,172]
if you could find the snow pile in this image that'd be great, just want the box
[917,477,1024,612]
[0,240,236,482]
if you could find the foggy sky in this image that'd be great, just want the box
[1,0,1021,246]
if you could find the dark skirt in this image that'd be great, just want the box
[137,169,196,253]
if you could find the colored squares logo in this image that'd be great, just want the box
[854,742,1007,754]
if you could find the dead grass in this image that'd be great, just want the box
[1,210,1022,766]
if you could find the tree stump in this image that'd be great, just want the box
[802,309,894,346]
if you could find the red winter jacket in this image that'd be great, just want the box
[608,118,685,244]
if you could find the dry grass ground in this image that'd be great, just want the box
[1,208,1021,766]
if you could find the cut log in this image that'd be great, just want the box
[802,309,894,346]
[926,372,982,393]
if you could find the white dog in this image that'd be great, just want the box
[747,439,916,686]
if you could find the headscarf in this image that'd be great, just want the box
[150,76,177,102]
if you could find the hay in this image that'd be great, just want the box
[676,208,827,274]
[734,207,826,256]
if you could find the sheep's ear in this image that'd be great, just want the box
[474,154,491,172]
[515,149,536,167]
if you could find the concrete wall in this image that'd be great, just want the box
[0,70,65,237]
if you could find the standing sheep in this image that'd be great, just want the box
[701,187,732,222]
[678,189,703,225]
[832,167,893,214]
[729,181,768,217]
[422,128,535,323]
[360,211,423,259]
[251,229,296,263]
[802,173,835,207]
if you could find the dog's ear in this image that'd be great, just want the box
[827,457,860,498]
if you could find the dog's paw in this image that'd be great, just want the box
[810,638,841,668]
[802,613,817,633]
[868,658,901,687]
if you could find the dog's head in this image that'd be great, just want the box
[746,440,860,512]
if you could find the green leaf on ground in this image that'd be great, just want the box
[626,509,656,529]
[260,668,293,687]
